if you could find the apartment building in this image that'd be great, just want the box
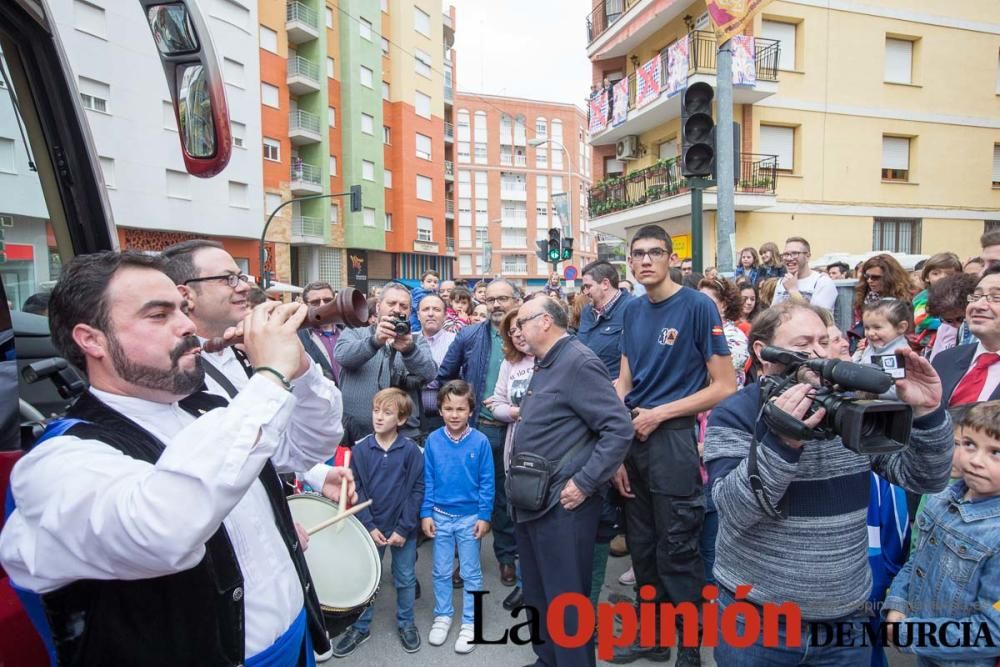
[585,0,1000,263]
[452,93,597,287]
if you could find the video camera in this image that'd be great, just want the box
[758,347,912,455]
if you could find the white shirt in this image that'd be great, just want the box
[199,343,252,397]
[773,270,838,311]
[420,329,456,366]
[0,369,343,657]
[967,342,1000,402]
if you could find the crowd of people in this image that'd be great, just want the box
[2,228,999,667]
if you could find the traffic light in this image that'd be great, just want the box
[349,184,362,212]
[560,236,573,261]
[681,81,715,178]
[547,228,561,263]
[535,238,549,265]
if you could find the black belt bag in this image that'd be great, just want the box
[508,441,590,512]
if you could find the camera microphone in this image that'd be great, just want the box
[804,358,893,394]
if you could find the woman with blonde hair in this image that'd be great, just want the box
[757,241,786,282]
[757,277,779,308]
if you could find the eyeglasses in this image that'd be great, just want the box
[630,248,668,261]
[515,312,546,328]
[781,251,807,259]
[863,273,883,282]
[484,295,513,305]
[183,273,250,289]
[968,293,1000,304]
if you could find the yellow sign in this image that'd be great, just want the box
[673,234,691,260]
[706,0,775,43]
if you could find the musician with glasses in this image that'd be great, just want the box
[772,236,838,311]
[934,264,1000,406]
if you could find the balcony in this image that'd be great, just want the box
[587,0,684,61]
[288,109,321,145]
[445,236,456,254]
[287,55,320,95]
[514,154,527,167]
[290,161,323,195]
[291,215,326,245]
[587,154,779,239]
[286,2,319,45]
[500,184,528,201]
[445,160,454,180]
[589,32,780,147]
[445,199,455,219]
[444,121,454,143]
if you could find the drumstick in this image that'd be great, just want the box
[306,499,373,536]
[335,450,351,533]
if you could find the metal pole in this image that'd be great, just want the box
[691,181,704,274]
[715,39,736,273]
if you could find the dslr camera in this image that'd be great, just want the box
[758,346,912,455]
[388,316,411,336]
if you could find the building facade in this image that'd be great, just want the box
[586,0,1000,264]
[452,93,596,288]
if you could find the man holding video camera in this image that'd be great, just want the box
[704,301,953,665]
[334,282,436,443]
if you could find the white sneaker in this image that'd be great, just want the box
[618,566,635,586]
[454,623,476,654]
[429,616,452,646]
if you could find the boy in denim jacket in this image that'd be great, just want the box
[883,401,1000,666]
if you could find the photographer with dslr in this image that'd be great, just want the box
[704,301,953,665]
[335,282,437,443]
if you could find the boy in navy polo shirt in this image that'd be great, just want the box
[331,388,424,657]
[611,225,736,666]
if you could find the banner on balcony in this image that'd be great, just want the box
[611,78,629,126]
[706,0,775,43]
[634,54,662,109]
[588,89,608,134]
[664,36,689,97]
[552,193,571,233]
[731,35,756,86]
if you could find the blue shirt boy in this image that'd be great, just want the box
[420,427,494,521]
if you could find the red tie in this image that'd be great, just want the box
[950,353,1000,406]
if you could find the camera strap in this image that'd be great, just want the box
[748,398,790,521]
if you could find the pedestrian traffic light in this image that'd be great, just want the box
[349,184,362,212]
[535,238,549,265]
[560,236,573,261]
[681,81,715,178]
[547,228,561,263]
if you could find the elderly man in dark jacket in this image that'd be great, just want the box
[510,295,634,667]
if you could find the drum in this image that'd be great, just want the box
[287,493,381,638]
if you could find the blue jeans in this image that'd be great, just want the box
[431,511,483,625]
[713,587,873,666]
[352,537,417,632]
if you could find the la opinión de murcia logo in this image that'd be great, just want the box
[469,585,998,660]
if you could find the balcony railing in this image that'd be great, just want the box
[446,199,455,215]
[588,154,778,218]
[514,154,527,167]
[446,236,456,253]
[292,215,325,238]
[445,160,454,177]
[586,0,642,44]
[288,55,320,83]
[290,161,322,185]
[444,121,454,140]
[288,109,321,134]
[286,1,319,28]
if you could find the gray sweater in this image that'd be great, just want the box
[704,382,953,620]
[333,326,437,439]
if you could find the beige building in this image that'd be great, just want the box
[586,0,1000,264]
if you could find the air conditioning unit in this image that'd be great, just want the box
[616,135,639,161]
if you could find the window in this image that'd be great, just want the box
[223,58,244,87]
[327,57,335,78]
[881,136,910,181]
[993,144,1000,188]
[384,169,392,188]
[475,228,488,246]
[604,157,624,177]
[658,138,678,160]
[78,76,109,112]
[457,110,470,141]
[884,38,913,84]
[98,156,114,188]
[475,199,487,225]
[760,124,794,171]
[362,160,375,181]
[326,7,333,28]
[474,143,487,164]
[359,17,372,40]
[263,138,280,161]
[761,20,796,70]
[383,126,391,144]
[416,133,432,160]
[260,25,278,53]
[330,155,337,175]
[460,255,472,273]
[414,7,431,35]
[415,49,432,78]
[502,228,527,248]
[74,0,106,38]
[166,169,191,199]
[551,119,563,143]
[458,171,471,197]
[551,175,563,195]
[474,111,487,143]
[536,145,547,168]
[382,81,390,100]
[502,255,528,274]
[229,181,248,208]
[261,82,279,108]
[360,65,373,88]
[266,193,282,214]
[475,171,488,198]
[415,90,431,119]
[417,216,433,241]
[361,113,374,134]
[381,37,390,55]
[328,106,336,126]
[873,218,921,253]
[385,213,393,231]
[231,121,245,148]
[458,142,470,163]
[535,118,547,139]
[0,138,14,173]
[330,202,340,224]
[552,147,563,169]
[363,207,376,227]
[416,175,433,201]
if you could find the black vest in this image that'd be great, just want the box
[38,390,331,666]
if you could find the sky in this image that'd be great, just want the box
[449,0,592,109]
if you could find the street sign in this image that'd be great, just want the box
[563,265,577,281]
